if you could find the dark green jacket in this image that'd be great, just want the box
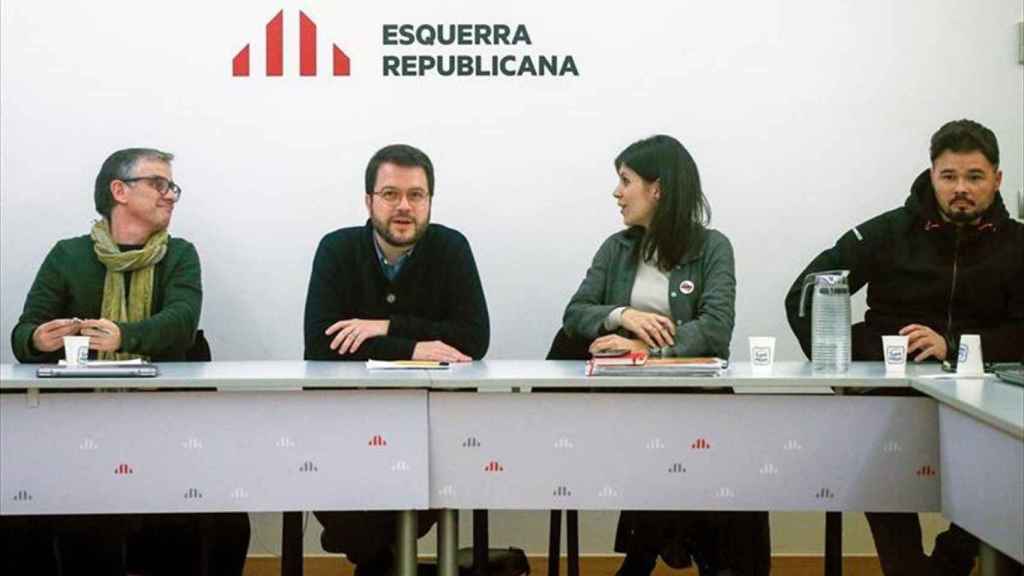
[11,234,202,363]
[563,227,736,358]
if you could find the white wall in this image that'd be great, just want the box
[2,0,1022,556]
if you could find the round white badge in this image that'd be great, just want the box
[679,280,695,295]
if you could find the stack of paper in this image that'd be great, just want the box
[586,356,726,377]
[365,360,452,370]
[58,358,146,367]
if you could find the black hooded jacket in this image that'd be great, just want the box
[785,169,1024,362]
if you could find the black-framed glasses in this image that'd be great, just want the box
[120,176,183,201]
[373,189,430,206]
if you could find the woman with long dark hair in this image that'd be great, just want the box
[562,135,769,575]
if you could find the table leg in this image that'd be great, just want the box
[281,511,303,576]
[979,542,1020,576]
[473,509,489,573]
[396,510,418,576]
[824,511,842,576]
[548,510,562,576]
[439,509,459,576]
[566,510,579,576]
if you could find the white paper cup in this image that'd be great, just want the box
[63,336,90,366]
[956,334,984,376]
[749,337,776,374]
[881,335,908,374]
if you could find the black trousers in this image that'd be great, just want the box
[2,513,250,576]
[614,510,771,576]
[865,512,978,576]
[316,510,439,572]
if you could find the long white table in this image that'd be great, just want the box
[2,360,1021,576]
[0,362,433,576]
[912,376,1024,570]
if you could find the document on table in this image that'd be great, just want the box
[366,360,451,370]
[58,358,146,367]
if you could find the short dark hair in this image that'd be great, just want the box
[930,119,999,167]
[615,134,710,271]
[364,144,435,196]
[94,148,174,219]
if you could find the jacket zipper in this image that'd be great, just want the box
[944,229,961,357]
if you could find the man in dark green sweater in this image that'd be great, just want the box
[11,148,200,363]
[305,144,490,575]
[6,148,249,575]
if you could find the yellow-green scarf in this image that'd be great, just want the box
[91,220,168,360]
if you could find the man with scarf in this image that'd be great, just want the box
[785,119,1024,575]
[8,148,249,574]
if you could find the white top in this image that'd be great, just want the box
[604,256,671,331]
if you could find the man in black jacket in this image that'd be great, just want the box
[304,143,490,575]
[785,119,1023,575]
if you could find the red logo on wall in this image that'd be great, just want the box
[233,10,350,77]
[114,463,134,475]
[368,434,388,447]
[915,465,937,477]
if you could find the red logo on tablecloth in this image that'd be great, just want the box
[691,437,711,449]
[484,460,504,472]
[232,10,351,77]
[368,434,388,447]
[114,463,134,475]
[916,465,937,477]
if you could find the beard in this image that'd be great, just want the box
[370,209,430,248]
[940,195,980,224]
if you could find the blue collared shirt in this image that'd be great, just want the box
[373,236,413,282]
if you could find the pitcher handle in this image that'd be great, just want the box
[798,273,817,318]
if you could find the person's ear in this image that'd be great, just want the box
[110,180,130,205]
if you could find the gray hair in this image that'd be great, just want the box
[94,148,175,219]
